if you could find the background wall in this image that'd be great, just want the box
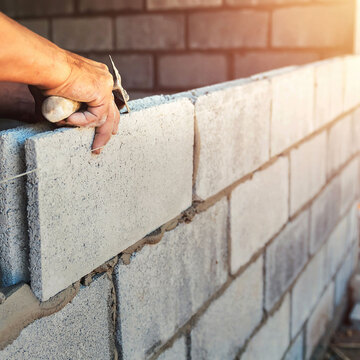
[0,0,355,99]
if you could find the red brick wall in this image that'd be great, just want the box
[0,0,355,99]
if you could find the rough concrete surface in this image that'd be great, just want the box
[265,210,309,311]
[0,125,48,287]
[230,157,289,273]
[344,56,360,111]
[191,257,263,360]
[340,159,359,216]
[284,331,304,360]
[114,199,228,359]
[157,336,186,360]
[26,96,194,300]
[194,78,271,199]
[0,274,113,359]
[241,294,290,360]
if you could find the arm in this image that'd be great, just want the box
[0,13,119,154]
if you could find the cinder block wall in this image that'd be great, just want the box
[0,56,360,359]
[0,0,355,99]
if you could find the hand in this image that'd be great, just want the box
[38,51,120,154]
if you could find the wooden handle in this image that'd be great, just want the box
[42,96,81,123]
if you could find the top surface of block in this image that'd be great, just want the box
[26,96,194,300]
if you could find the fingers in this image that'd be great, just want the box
[65,100,109,127]
[91,100,116,154]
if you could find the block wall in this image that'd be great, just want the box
[0,0,355,99]
[1,56,360,359]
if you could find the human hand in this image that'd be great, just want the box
[36,51,120,154]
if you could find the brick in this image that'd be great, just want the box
[306,282,334,359]
[79,0,143,12]
[352,108,360,154]
[231,157,288,273]
[234,51,319,78]
[340,159,359,216]
[0,125,48,287]
[327,115,353,177]
[0,0,73,17]
[158,54,228,89]
[88,54,154,90]
[26,97,194,301]
[272,5,353,48]
[284,332,304,360]
[189,11,269,49]
[314,58,344,129]
[114,199,228,359]
[290,132,327,215]
[265,211,309,311]
[0,275,114,359]
[157,337,186,360]
[344,56,360,111]
[291,247,326,337]
[18,19,49,39]
[116,15,185,50]
[271,66,314,156]
[310,177,341,254]
[191,257,263,360]
[194,79,271,199]
[147,0,221,9]
[53,18,112,52]
[335,248,357,305]
[241,295,290,360]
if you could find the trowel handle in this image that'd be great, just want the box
[41,96,81,123]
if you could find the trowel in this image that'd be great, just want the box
[41,55,130,123]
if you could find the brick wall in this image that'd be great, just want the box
[0,0,355,99]
[0,55,360,359]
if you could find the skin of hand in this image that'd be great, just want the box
[0,13,120,154]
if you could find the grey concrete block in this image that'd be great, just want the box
[0,125,48,287]
[310,177,341,254]
[114,198,228,359]
[26,97,194,301]
[0,274,114,360]
[344,56,360,112]
[191,257,263,360]
[231,157,289,273]
[241,294,290,360]
[157,337,186,360]
[265,210,309,311]
[340,158,359,216]
[350,303,360,328]
[284,332,304,360]
[194,78,271,199]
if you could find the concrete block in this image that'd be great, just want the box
[157,337,186,360]
[26,97,194,301]
[344,56,360,111]
[241,295,290,360]
[116,15,185,50]
[158,54,228,89]
[340,159,359,216]
[335,249,356,305]
[194,79,271,199]
[350,303,360,328]
[114,199,228,359]
[284,332,304,360]
[290,132,327,214]
[231,157,288,273]
[327,115,353,177]
[306,282,334,359]
[353,108,360,154]
[191,257,263,360]
[272,5,353,48]
[79,0,143,11]
[314,58,344,129]
[310,177,341,254]
[147,0,221,9]
[265,210,309,311]
[0,274,114,360]
[291,247,326,337]
[271,66,314,155]
[53,17,112,51]
[234,51,319,79]
[0,125,47,287]
[189,10,269,49]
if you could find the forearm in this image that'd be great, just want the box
[0,12,70,89]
